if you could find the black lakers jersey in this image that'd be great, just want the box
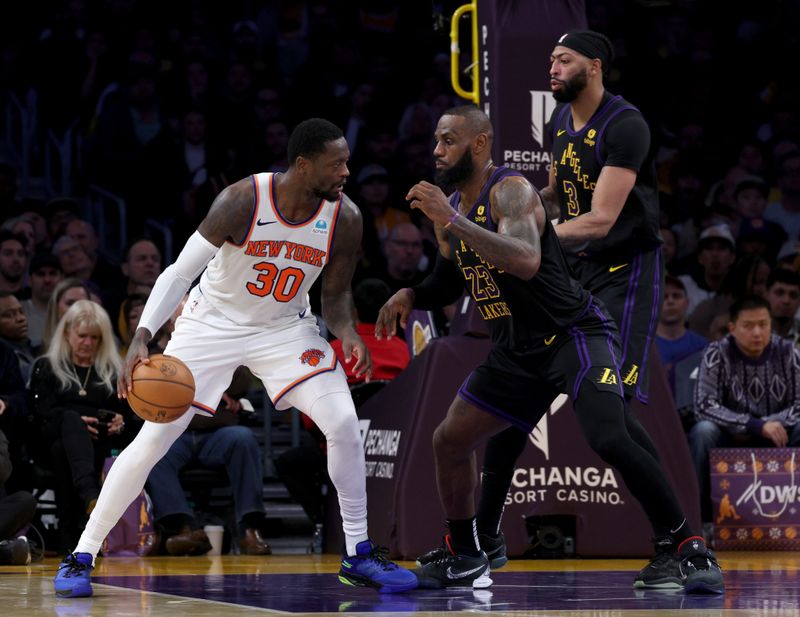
[447,166,590,348]
[550,91,661,258]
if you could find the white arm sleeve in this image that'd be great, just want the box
[137,231,219,336]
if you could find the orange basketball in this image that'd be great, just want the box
[128,354,195,423]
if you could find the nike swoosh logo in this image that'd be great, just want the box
[557,129,566,136]
[298,309,307,318]
[544,335,556,346]
[256,219,276,226]
[608,263,628,273]
[446,564,486,579]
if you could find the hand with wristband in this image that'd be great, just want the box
[406,181,459,229]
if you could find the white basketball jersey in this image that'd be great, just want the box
[199,173,342,327]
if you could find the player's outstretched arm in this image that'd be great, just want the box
[406,177,543,279]
[118,179,255,398]
[321,196,372,381]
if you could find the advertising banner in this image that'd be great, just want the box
[711,448,800,550]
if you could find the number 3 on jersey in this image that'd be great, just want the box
[246,262,305,302]
[562,180,580,217]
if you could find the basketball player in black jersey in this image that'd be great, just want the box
[448,31,722,593]
[376,106,721,593]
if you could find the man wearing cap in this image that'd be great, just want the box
[21,253,63,351]
[453,30,723,592]
[679,225,737,315]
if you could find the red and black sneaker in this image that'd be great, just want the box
[678,536,724,594]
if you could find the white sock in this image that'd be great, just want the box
[345,532,370,557]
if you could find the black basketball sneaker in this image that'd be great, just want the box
[413,535,492,589]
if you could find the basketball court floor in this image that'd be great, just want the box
[2,551,798,616]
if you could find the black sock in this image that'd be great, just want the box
[476,471,510,537]
[477,428,528,536]
[446,517,481,557]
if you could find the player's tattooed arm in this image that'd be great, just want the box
[197,178,257,246]
[322,196,372,379]
[448,176,544,279]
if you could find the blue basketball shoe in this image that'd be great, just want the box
[54,552,94,597]
[338,540,418,593]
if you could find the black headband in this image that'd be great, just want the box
[556,30,614,72]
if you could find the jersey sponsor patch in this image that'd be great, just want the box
[312,219,329,234]
[300,348,325,366]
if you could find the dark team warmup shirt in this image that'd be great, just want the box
[550,91,661,259]
[447,166,590,349]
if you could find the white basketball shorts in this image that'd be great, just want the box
[164,285,349,416]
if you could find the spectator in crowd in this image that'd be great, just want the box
[262,119,290,172]
[118,293,148,356]
[689,296,800,526]
[355,164,410,277]
[688,255,770,339]
[0,292,36,381]
[776,241,800,273]
[730,176,786,264]
[765,269,800,343]
[64,219,118,291]
[656,275,709,381]
[765,151,800,244]
[330,278,410,386]
[42,278,92,352]
[0,339,29,492]
[1,216,37,258]
[107,239,162,335]
[120,239,162,296]
[0,231,28,295]
[44,199,81,247]
[679,225,737,315]
[0,428,36,565]
[380,223,427,293]
[29,300,127,551]
[16,211,50,255]
[171,108,230,244]
[52,235,94,283]
[656,276,708,429]
[89,54,178,232]
[21,253,63,351]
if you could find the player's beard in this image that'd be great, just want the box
[435,149,474,190]
[552,68,588,103]
[313,184,342,201]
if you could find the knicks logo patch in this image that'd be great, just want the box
[300,348,326,366]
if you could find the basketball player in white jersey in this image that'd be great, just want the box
[54,118,418,596]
